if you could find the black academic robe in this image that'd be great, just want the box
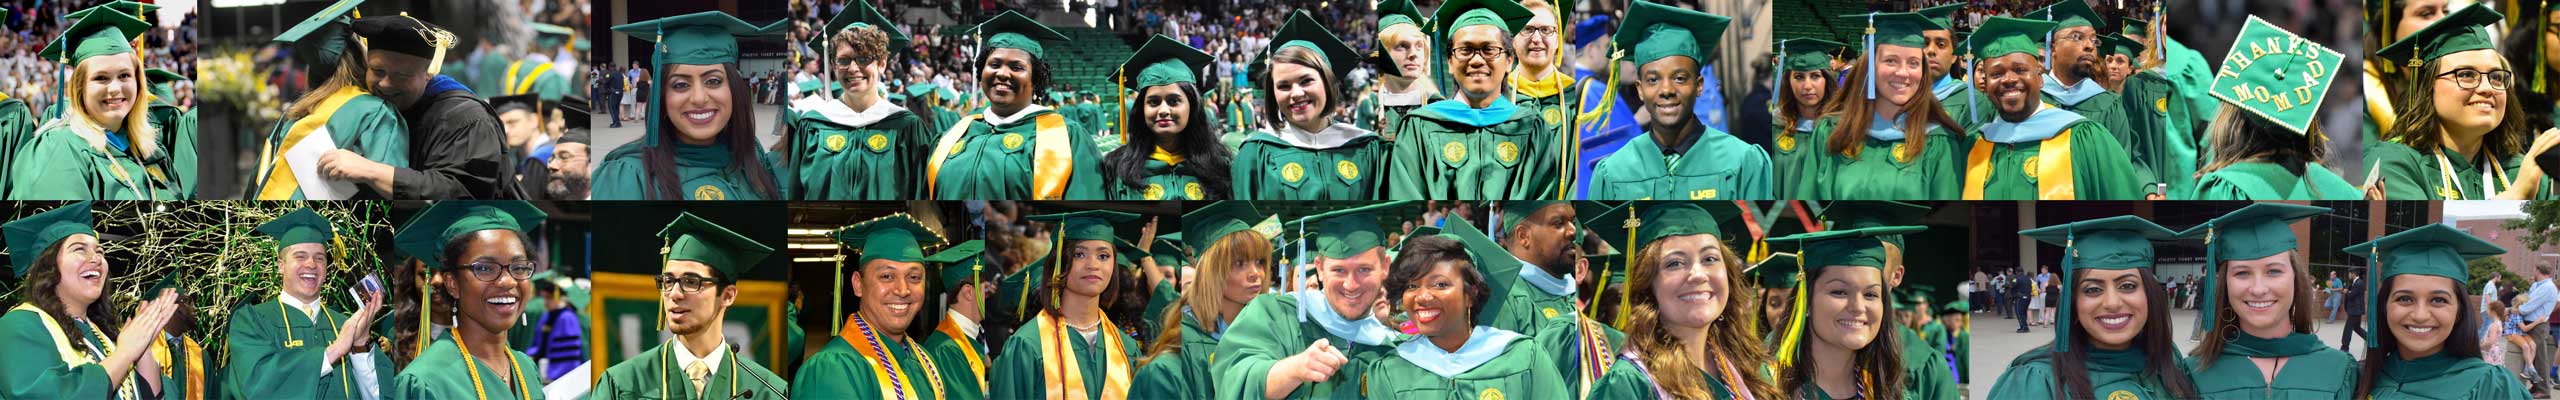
[395,88,518,199]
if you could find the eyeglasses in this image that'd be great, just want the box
[2438,69,2513,91]
[461,261,537,282]
[657,274,718,294]
[1517,26,1560,38]
[1452,46,1511,61]
[2057,31,2091,44]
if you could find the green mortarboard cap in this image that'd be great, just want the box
[1820,201,1929,247]
[1115,238,1149,271]
[613,11,776,147]
[1893,286,1933,310]
[4,202,95,278]
[1917,3,1964,30]
[531,23,576,50]
[2122,17,2151,36]
[1183,201,1266,258]
[2346,223,2503,348]
[2101,34,2144,56]
[1151,239,1188,268]
[1574,202,1630,258]
[1779,38,1847,72]
[1968,17,2055,60]
[42,6,147,64]
[66,1,157,21]
[1633,202,1744,249]
[837,213,945,266]
[1747,253,1801,288]
[906,82,941,98]
[1432,218,1520,324]
[2020,215,2176,353]
[1768,226,1926,271]
[2378,4,2502,66]
[255,208,337,250]
[1115,35,1216,90]
[1270,11,1360,83]
[1434,0,1532,35]
[2025,0,2102,29]
[1836,12,1934,49]
[1026,210,1142,243]
[927,240,986,293]
[1614,0,1732,66]
[974,11,1067,59]
[1497,201,1568,237]
[145,68,187,100]
[659,212,776,278]
[144,272,184,302]
[826,0,912,52]
[1377,0,1428,30]
[1296,201,1417,260]
[270,0,365,64]
[2208,17,2342,136]
[1939,298,1968,314]
[392,201,547,266]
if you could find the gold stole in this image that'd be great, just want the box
[1029,113,1072,200]
[1572,317,1612,400]
[149,335,205,400]
[509,61,555,96]
[1962,129,2077,200]
[933,318,988,392]
[924,116,979,197]
[1033,313,1130,400]
[840,314,946,400]
[10,303,138,399]
[254,86,367,199]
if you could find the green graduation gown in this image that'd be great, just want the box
[593,341,788,400]
[1589,352,1748,399]
[1960,106,2147,200]
[223,299,396,400]
[388,336,544,400]
[2043,78,2152,190]
[1137,280,1180,337]
[502,61,574,102]
[1106,156,1215,200]
[0,306,133,399]
[2187,162,2361,200]
[2120,70,2201,197]
[1354,87,1435,138]
[787,97,932,200]
[1386,99,1564,200]
[1790,114,1963,200]
[2364,352,2527,400]
[925,108,1100,200]
[1230,125,1386,200]
[1897,325,1960,400]
[797,323,954,400]
[1132,310,1223,400]
[1988,345,2188,400]
[920,316,989,400]
[1486,267,1627,396]
[2184,333,2357,399]
[2368,141,2560,200]
[988,313,1142,400]
[1211,291,1401,400]
[7,123,187,199]
[147,101,195,197]
[0,97,34,195]
[247,94,410,200]
[591,140,785,200]
[1365,328,1571,400]
[1584,124,1772,200]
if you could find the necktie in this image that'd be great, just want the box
[686,360,712,395]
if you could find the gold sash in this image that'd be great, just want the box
[841,313,946,400]
[1034,313,1130,400]
[149,335,205,400]
[507,61,556,96]
[933,318,988,393]
[1029,114,1072,200]
[1962,129,2077,200]
[254,86,366,199]
[9,303,138,399]
[924,115,979,197]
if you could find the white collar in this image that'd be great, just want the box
[1377,86,1433,106]
[945,310,982,339]
[983,103,1053,126]
[1276,122,1374,149]
[280,293,324,319]
[794,93,906,127]
[670,336,728,371]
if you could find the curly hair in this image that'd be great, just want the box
[1623,232,1778,398]
[1384,235,1488,322]
[21,241,123,359]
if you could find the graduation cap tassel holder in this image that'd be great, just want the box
[659,236,673,331]
[2055,232,2077,352]
[1864,14,1879,100]
[1775,252,1811,368]
[2197,226,2219,340]
[1614,204,1639,327]
[2364,245,2382,348]
[832,234,846,330]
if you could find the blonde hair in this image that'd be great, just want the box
[290,48,376,121]
[1140,230,1272,367]
[51,52,157,159]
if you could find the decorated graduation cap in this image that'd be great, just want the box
[2173,203,2327,336]
[2021,215,2177,353]
[350,14,456,74]
[392,201,547,266]
[610,11,778,147]
[271,0,367,66]
[2377,3,2501,67]
[4,201,95,278]
[2207,16,2341,136]
[2346,223,2504,348]
[1836,12,1933,100]
[1765,226,1928,371]
[1614,0,1732,67]
[927,240,986,293]
[973,11,1068,60]
[1918,3,1964,30]
[1377,0,1430,32]
[255,208,337,251]
[824,0,912,52]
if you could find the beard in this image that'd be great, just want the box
[547,170,591,199]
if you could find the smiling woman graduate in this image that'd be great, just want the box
[2177,203,2360,399]
[926,11,1106,200]
[1767,226,1927,400]
[1582,1,1770,201]
[594,11,787,200]
[2345,224,2529,399]
[592,212,788,399]
[1586,202,1781,399]
[1989,216,2200,400]
[1791,12,1964,200]
[0,201,180,399]
[1130,202,1270,400]
[1101,35,1231,201]
[7,6,186,200]
[1231,12,1385,201]
[248,0,409,200]
[1362,222,1570,400]
[2369,4,2560,200]
[386,201,547,400]
[789,0,930,200]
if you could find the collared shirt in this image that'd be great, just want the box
[2526,279,2560,324]
[946,310,981,339]
[670,336,729,374]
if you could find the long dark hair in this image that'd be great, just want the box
[2353,274,2486,398]
[2048,268,2200,400]
[22,241,122,357]
[2198,107,2330,194]
[2385,54,2532,165]
[1823,51,1957,159]
[647,63,780,200]
[1777,69,1838,133]
[1036,239,1128,320]
[1778,264,1905,400]
[1623,234,1777,398]
[1103,82,1232,199]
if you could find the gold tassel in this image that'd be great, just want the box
[833,232,846,331]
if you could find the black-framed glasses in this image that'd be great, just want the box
[463,261,537,282]
[2438,69,2513,91]
[657,274,718,294]
[1452,46,1511,61]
